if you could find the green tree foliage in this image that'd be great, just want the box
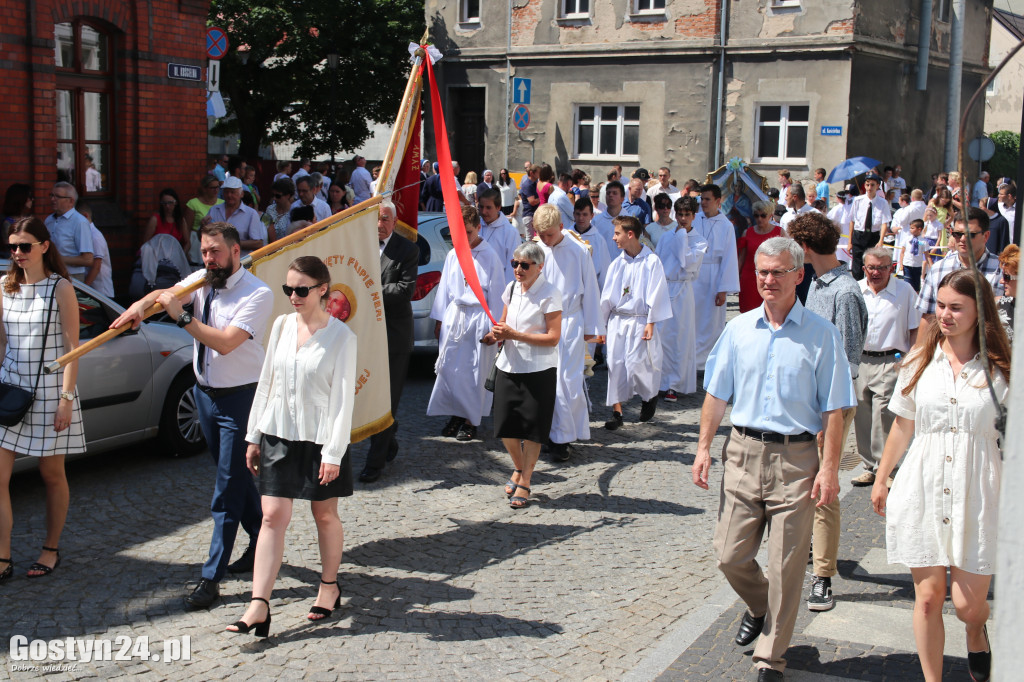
[209,0,424,158]
[988,130,1019,182]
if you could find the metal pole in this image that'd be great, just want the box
[1014,88,1024,246]
[943,0,964,170]
[504,0,512,170]
[713,0,728,169]
[916,0,932,91]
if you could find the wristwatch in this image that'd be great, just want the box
[59,391,74,401]
[177,311,194,328]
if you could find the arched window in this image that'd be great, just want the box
[54,19,114,196]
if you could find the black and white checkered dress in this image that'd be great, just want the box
[0,274,85,457]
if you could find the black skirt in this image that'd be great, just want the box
[258,435,353,500]
[493,367,557,443]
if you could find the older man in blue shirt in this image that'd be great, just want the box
[45,182,93,280]
[692,236,855,682]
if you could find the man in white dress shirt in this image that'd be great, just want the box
[534,205,603,461]
[779,183,818,232]
[293,175,332,223]
[691,183,740,370]
[113,223,273,609]
[851,247,919,487]
[647,167,681,205]
[478,189,522,283]
[882,188,927,245]
[550,173,577,229]
[997,182,1016,241]
[350,155,374,203]
[846,172,891,280]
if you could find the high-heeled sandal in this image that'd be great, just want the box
[308,579,342,621]
[968,623,991,682]
[0,557,12,583]
[26,546,60,579]
[504,470,522,497]
[225,597,271,637]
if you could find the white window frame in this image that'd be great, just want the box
[460,0,481,24]
[769,0,802,9]
[633,0,666,15]
[753,103,809,165]
[561,0,590,19]
[573,104,641,161]
[936,0,951,23]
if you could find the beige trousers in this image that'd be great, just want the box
[714,428,819,672]
[811,406,857,578]
[853,355,899,472]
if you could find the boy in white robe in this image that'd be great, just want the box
[691,183,740,370]
[599,215,672,429]
[478,188,523,283]
[533,205,604,462]
[426,205,506,441]
[656,196,708,399]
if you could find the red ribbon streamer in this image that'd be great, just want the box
[423,51,497,325]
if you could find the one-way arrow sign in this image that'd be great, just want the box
[513,77,531,105]
[207,59,221,93]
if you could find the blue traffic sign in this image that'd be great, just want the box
[513,105,530,131]
[513,77,531,105]
[206,27,229,60]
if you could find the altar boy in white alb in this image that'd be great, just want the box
[692,184,740,370]
[426,206,506,442]
[600,215,671,430]
[656,195,708,400]
[533,205,604,462]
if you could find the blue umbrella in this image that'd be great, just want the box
[827,156,882,184]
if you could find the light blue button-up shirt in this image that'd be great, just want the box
[703,300,856,435]
[44,208,93,276]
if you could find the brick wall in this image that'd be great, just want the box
[0,0,209,294]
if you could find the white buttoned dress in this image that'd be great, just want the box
[885,346,1008,575]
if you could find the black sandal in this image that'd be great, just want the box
[226,597,271,637]
[0,557,11,583]
[509,484,531,509]
[504,470,522,497]
[26,546,60,579]
[308,579,342,621]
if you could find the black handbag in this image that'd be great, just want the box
[484,282,515,393]
[0,279,58,427]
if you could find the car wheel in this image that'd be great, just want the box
[158,372,205,457]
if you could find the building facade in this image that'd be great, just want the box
[0,0,209,291]
[426,0,992,190]
[985,8,1024,135]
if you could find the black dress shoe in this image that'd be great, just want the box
[550,442,571,462]
[386,439,399,462]
[604,412,624,430]
[639,397,657,422]
[968,624,991,682]
[735,611,765,646]
[756,668,783,681]
[184,579,219,610]
[227,545,256,574]
[359,467,382,483]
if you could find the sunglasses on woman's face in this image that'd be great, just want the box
[7,241,42,254]
[282,284,321,297]
[510,260,533,271]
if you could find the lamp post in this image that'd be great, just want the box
[327,52,339,165]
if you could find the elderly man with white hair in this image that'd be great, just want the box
[45,181,93,280]
[204,176,267,256]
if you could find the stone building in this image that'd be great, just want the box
[426,0,993,190]
[985,8,1024,135]
[0,0,209,291]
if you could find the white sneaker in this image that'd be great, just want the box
[850,471,876,486]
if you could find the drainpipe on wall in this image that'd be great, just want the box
[713,0,728,169]
[504,0,512,170]
[943,0,965,170]
[916,0,932,90]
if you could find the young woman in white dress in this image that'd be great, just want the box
[871,269,1010,682]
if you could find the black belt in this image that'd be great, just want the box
[862,349,899,357]
[196,382,258,399]
[734,426,815,444]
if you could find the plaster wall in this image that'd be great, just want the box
[984,20,1024,134]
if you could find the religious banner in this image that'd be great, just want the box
[392,105,421,241]
[249,205,392,442]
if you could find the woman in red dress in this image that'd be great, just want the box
[736,200,782,312]
[142,188,189,251]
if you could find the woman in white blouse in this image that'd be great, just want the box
[483,241,562,509]
[871,269,1010,682]
[226,256,357,637]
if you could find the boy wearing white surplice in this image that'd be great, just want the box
[692,183,740,370]
[600,215,672,430]
[427,206,506,442]
[656,196,708,401]
[533,205,603,462]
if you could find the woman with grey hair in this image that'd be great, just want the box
[737,199,782,312]
[483,241,562,509]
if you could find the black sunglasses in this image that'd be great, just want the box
[510,260,533,271]
[7,241,43,254]
[273,192,285,199]
[282,284,323,297]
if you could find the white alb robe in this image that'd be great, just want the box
[600,245,672,404]
[571,224,612,289]
[589,210,622,261]
[691,211,739,370]
[426,241,505,425]
[538,231,604,444]
[481,213,523,283]
[655,227,708,394]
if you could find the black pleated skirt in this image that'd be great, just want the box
[493,367,557,443]
[258,435,353,500]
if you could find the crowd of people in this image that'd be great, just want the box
[0,155,1015,681]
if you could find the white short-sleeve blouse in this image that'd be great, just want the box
[496,271,562,374]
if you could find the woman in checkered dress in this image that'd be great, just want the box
[0,216,84,583]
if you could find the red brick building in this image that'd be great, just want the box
[0,0,210,292]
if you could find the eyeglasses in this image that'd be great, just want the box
[50,193,72,200]
[273,193,285,199]
[510,260,533,271]
[949,230,984,240]
[1004,273,1018,281]
[282,284,323,297]
[753,213,769,218]
[755,266,800,279]
[7,241,43,254]
[863,265,891,272]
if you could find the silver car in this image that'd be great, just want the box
[411,212,454,354]
[12,280,203,473]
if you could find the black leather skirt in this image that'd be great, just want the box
[258,435,353,500]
